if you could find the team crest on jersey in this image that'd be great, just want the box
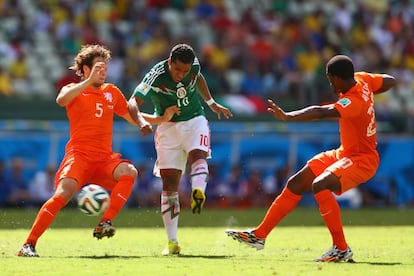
[176,83,187,99]
[338,98,351,108]
[104,92,113,102]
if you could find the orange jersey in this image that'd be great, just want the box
[64,83,128,154]
[333,72,383,157]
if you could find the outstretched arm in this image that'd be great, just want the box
[374,74,397,94]
[127,96,153,136]
[140,105,181,125]
[121,112,139,126]
[267,99,340,122]
[196,73,232,119]
[128,96,180,130]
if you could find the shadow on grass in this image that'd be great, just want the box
[308,260,402,266]
[353,261,402,266]
[67,254,233,259]
[176,254,232,259]
[71,255,142,259]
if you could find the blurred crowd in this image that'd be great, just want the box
[0,156,286,209]
[1,0,414,131]
[0,158,56,208]
[0,157,398,209]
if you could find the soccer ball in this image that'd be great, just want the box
[77,184,110,216]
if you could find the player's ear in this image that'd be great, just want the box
[167,58,174,71]
[82,64,90,78]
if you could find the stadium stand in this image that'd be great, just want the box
[0,0,413,207]
[0,0,413,127]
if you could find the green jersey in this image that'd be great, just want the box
[133,58,205,122]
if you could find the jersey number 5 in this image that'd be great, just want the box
[95,103,104,118]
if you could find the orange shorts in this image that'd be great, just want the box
[55,150,131,191]
[307,149,379,194]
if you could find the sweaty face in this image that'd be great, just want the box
[168,59,192,83]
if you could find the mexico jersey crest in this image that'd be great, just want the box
[176,82,187,99]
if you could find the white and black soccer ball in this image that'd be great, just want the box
[77,184,110,216]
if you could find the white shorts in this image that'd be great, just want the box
[153,115,211,177]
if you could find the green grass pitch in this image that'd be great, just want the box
[0,207,413,275]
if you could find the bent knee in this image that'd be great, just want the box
[286,176,312,195]
[312,171,341,193]
[125,164,138,178]
[116,163,138,179]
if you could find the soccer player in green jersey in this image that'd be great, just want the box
[129,43,232,255]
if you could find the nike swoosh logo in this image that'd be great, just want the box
[321,211,332,217]
[44,208,54,216]
[117,193,127,201]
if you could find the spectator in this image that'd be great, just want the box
[7,157,32,207]
[239,63,263,96]
[29,164,56,205]
[238,170,266,208]
[0,160,12,207]
[203,163,221,207]
[55,70,81,92]
[214,164,246,208]
[129,163,159,208]
[263,164,290,200]
[0,66,13,96]
[9,52,30,96]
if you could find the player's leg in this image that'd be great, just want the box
[187,149,209,214]
[18,178,78,257]
[182,116,210,214]
[312,171,349,261]
[254,165,315,236]
[306,150,349,261]
[160,168,182,255]
[101,160,137,222]
[312,154,378,262]
[18,152,84,257]
[153,121,186,254]
[226,165,314,249]
[92,158,137,239]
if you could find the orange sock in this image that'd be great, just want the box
[314,190,347,250]
[101,175,134,222]
[26,195,67,246]
[254,187,301,239]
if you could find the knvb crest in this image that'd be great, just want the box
[104,92,113,102]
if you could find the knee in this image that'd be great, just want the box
[312,181,323,194]
[286,175,311,195]
[311,172,340,194]
[126,164,138,179]
[55,178,78,202]
[119,163,138,179]
[312,181,335,194]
